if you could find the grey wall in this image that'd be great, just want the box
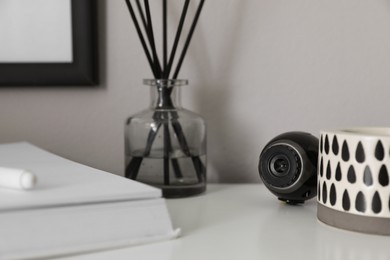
[1,0,390,183]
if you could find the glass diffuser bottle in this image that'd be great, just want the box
[125,79,206,198]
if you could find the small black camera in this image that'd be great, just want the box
[258,132,318,204]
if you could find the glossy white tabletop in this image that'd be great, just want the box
[64,184,390,260]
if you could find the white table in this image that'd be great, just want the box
[65,184,390,260]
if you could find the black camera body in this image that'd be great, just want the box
[258,132,318,204]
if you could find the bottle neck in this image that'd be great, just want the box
[145,79,186,109]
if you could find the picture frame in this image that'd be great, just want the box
[0,0,98,86]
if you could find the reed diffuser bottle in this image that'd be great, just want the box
[124,0,207,197]
[125,79,206,197]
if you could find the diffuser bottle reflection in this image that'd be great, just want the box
[125,79,206,198]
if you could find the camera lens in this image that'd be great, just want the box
[270,155,290,177]
[259,144,301,188]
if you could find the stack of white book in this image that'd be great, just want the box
[0,142,179,259]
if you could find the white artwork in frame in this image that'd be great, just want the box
[0,0,73,63]
[0,0,98,86]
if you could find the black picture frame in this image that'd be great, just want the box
[0,0,98,86]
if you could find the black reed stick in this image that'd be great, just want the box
[124,0,156,78]
[163,0,168,77]
[171,115,205,182]
[144,0,162,78]
[166,0,190,79]
[135,0,160,77]
[162,2,171,190]
[163,116,170,185]
[173,0,205,79]
[125,156,143,179]
[135,0,148,33]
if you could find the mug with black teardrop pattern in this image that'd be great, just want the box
[317,128,390,235]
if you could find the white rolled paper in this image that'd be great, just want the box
[0,167,37,190]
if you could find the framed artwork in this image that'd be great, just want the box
[0,0,98,86]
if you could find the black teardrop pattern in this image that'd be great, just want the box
[330,183,336,206]
[388,195,390,212]
[325,135,330,155]
[335,162,342,181]
[342,190,350,211]
[355,191,366,213]
[322,182,327,204]
[318,181,321,201]
[375,140,385,161]
[363,166,373,186]
[326,161,331,180]
[319,137,389,215]
[372,191,382,214]
[379,165,389,187]
[342,140,350,162]
[332,136,339,155]
[355,142,365,163]
[347,165,356,184]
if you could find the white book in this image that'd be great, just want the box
[0,142,179,260]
